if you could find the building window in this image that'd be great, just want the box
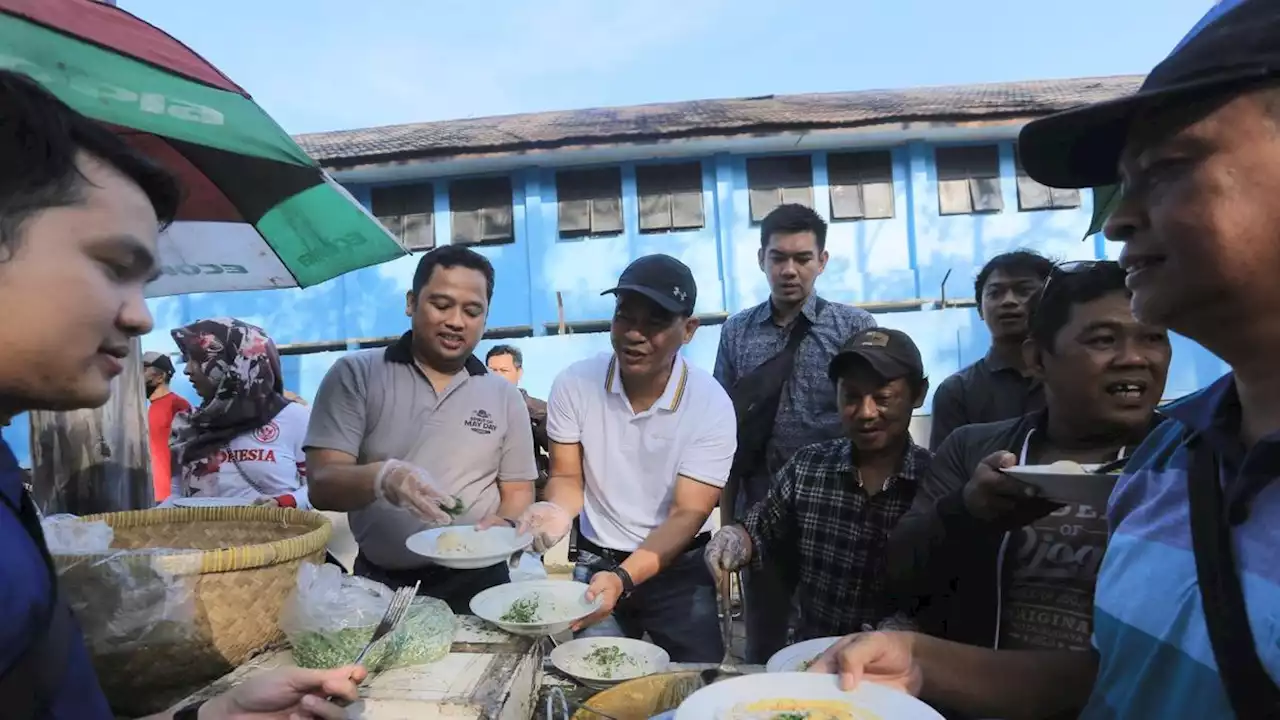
[828,151,895,220]
[637,162,705,233]
[935,146,1003,216]
[746,156,814,222]
[450,176,515,246]
[1015,151,1081,211]
[370,182,434,251]
[557,167,624,239]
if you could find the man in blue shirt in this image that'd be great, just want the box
[0,72,364,719]
[812,1,1280,718]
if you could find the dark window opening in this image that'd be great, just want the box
[637,162,705,233]
[1014,150,1081,211]
[557,167,624,239]
[935,146,1004,216]
[371,182,435,251]
[746,156,814,223]
[828,151,895,220]
[451,176,515,246]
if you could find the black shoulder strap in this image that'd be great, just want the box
[0,490,74,720]
[1186,436,1280,718]
[779,297,826,354]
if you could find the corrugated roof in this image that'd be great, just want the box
[294,75,1144,166]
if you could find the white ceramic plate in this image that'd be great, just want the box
[765,636,843,673]
[470,579,601,637]
[550,636,670,689]
[1001,463,1120,505]
[171,496,253,508]
[676,672,944,720]
[405,525,532,570]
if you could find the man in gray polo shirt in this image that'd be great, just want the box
[305,246,538,612]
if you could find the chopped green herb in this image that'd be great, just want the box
[442,496,466,516]
[291,597,456,671]
[775,713,809,720]
[500,595,540,623]
[582,644,635,678]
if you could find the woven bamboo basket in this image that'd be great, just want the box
[52,506,331,716]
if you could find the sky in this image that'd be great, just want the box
[119,0,1214,136]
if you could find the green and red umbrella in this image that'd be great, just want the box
[0,0,407,296]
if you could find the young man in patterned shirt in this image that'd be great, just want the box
[706,328,931,641]
[713,203,877,661]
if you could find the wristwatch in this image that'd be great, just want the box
[173,700,205,720]
[609,566,636,598]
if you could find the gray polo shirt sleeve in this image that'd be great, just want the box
[677,383,737,488]
[304,354,368,457]
[546,367,582,445]
[499,382,539,482]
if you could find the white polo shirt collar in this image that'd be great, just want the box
[603,354,690,416]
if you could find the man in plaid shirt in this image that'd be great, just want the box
[706,328,932,640]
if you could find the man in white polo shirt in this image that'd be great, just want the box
[516,254,736,662]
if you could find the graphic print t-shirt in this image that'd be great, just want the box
[176,402,311,507]
[999,500,1109,650]
[148,392,191,502]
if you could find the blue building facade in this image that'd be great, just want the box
[3,76,1231,466]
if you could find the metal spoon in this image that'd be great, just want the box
[1092,456,1129,475]
[544,686,622,720]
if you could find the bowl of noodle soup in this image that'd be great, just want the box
[675,673,945,720]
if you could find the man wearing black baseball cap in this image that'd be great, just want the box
[706,327,931,641]
[602,252,698,316]
[515,254,737,661]
[816,3,1280,718]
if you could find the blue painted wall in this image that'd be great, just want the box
[1,139,1231,467]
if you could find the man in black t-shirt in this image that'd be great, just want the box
[889,262,1170,658]
[929,251,1052,451]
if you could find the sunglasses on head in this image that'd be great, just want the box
[1039,260,1118,297]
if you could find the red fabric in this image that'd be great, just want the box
[119,132,244,223]
[148,392,191,502]
[275,494,297,509]
[0,0,245,94]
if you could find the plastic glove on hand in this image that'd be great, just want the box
[374,459,453,526]
[514,501,573,553]
[704,525,752,575]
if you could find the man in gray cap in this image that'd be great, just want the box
[813,2,1280,718]
[706,328,931,642]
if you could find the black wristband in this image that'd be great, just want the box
[610,566,636,597]
[173,700,206,720]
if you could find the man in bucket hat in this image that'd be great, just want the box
[811,1,1280,718]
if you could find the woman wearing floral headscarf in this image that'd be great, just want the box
[168,317,312,509]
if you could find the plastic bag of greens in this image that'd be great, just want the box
[281,564,455,670]
[380,596,456,668]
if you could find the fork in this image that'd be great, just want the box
[353,581,419,667]
[717,569,738,674]
[327,581,419,703]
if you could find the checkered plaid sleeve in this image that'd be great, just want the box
[742,455,800,566]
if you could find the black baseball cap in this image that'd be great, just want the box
[828,328,924,384]
[1019,0,1280,189]
[142,351,175,376]
[601,254,697,315]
